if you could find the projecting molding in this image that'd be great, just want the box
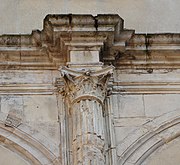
[0,14,179,95]
[0,14,179,70]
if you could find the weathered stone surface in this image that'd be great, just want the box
[144,94,180,117]
[5,114,22,127]
[0,13,179,165]
[23,95,58,122]
[1,96,23,118]
[117,95,145,117]
[142,137,180,165]
[60,66,113,165]
[0,145,29,165]
[116,110,180,165]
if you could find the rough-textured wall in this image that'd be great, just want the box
[0,69,61,164]
[112,66,180,164]
[0,0,180,34]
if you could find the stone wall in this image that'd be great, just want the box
[0,69,61,164]
[112,71,180,165]
[0,13,179,165]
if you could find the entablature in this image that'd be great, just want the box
[0,14,179,71]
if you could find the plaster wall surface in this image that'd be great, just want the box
[0,0,180,34]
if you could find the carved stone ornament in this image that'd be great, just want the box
[60,66,114,106]
[5,114,22,128]
[60,66,113,165]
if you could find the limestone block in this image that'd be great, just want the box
[52,70,61,83]
[114,117,152,127]
[70,50,99,63]
[114,117,152,146]
[0,70,53,84]
[116,127,149,157]
[0,112,8,122]
[144,94,180,117]
[115,126,136,146]
[23,95,58,122]
[1,96,24,118]
[24,121,60,151]
[117,95,145,117]
[109,95,120,118]
[114,70,180,83]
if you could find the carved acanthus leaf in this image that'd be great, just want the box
[60,66,114,105]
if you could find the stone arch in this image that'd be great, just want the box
[116,110,180,165]
[0,121,60,165]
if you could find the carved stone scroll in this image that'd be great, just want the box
[5,114,22,128]
[60,66,113,165]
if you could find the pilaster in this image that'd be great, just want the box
[61,66,113,165]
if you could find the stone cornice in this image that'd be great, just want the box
[126,33,180,50]
[41,14,135,64]
[0,14,135,67]
[113,69,180,94]
[0,14,179,70]
[0,83,56,95]
[114,33,180,70]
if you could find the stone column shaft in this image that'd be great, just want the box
[60,66,113,165]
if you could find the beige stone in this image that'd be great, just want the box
[70,51,99,63]
[23,95,58,122]
[144,94,180,117]
[0,13,179,165]
[117,95,145,117]
[143,137,180,165]
[0,145,29,165]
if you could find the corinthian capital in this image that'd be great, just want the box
[60,66,114,105]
